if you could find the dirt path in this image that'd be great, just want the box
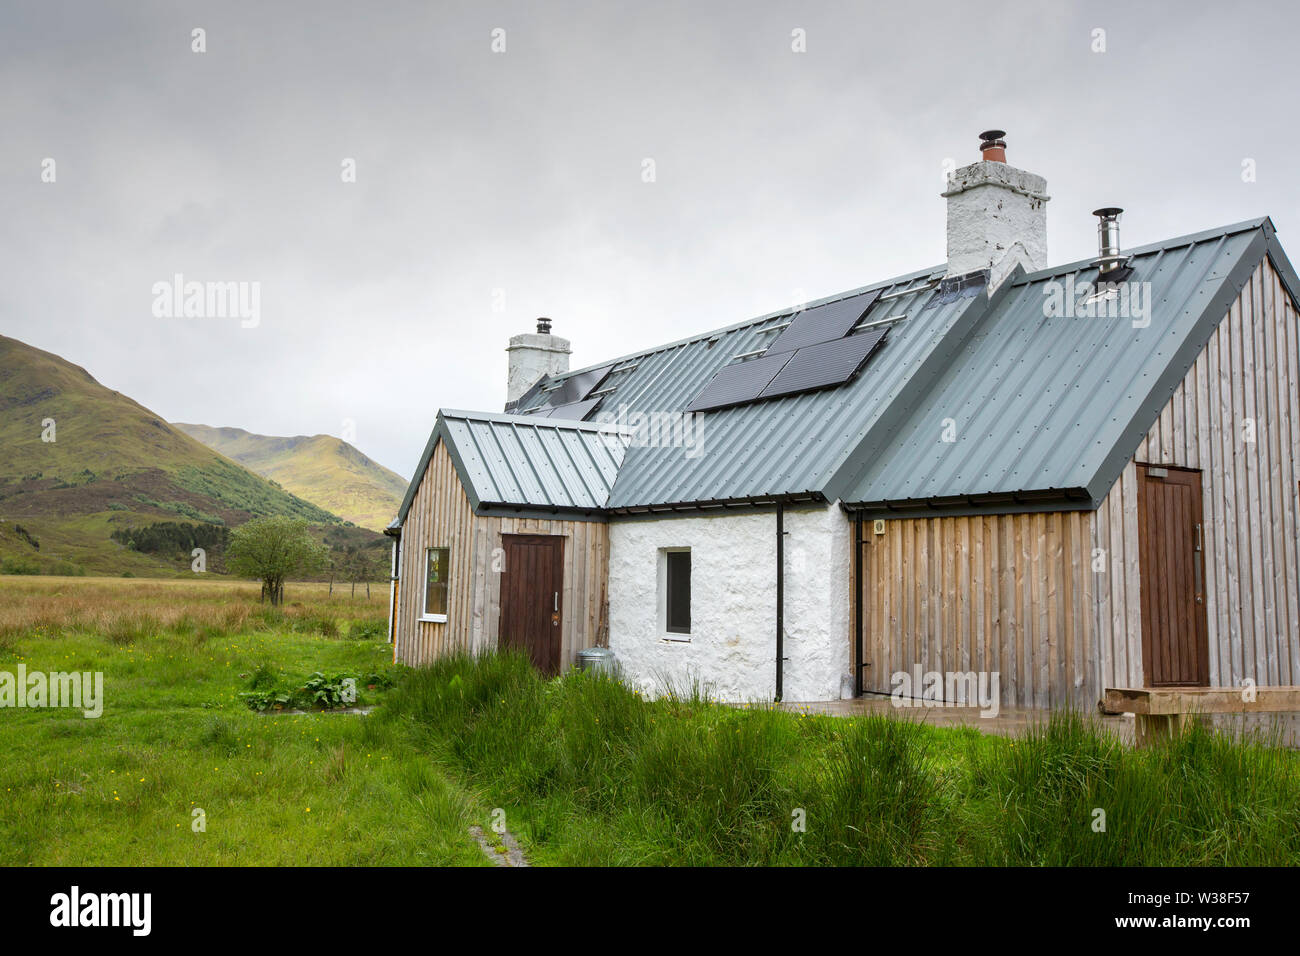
[468,824,529,867]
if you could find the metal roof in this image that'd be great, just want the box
[513,265,996,511]
[839,218,1299,514]
[395,410,631,521]
[392,217,1299,524]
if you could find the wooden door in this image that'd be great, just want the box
[499,534,564,675]
[1136,465,1209,686]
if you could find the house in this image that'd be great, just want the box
[387,131,1300,709]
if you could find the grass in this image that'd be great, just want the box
[2,575,1298,866]
[384,653,1300,866]
[0,576,483,865]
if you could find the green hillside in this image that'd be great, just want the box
[172,424,407,532]
[0,334,344,576]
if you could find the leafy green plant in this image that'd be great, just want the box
[303,672,356,708]
[240,687,296,712]
[238,669,377,712]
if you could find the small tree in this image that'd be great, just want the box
[227,516,324,606]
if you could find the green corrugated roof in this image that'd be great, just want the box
[395,410,630,522]
[392,217,1298,524]
[839,218,1299,514]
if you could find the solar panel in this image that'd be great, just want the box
[547,364,613,406]
[684,351,793,413]
[506,375,551,414]
[765,289,882,354]
[758,327,888,399]
[540,397,603,421]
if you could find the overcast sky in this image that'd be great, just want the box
[3,0,1297,479]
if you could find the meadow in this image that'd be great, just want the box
[2,575,1298,866]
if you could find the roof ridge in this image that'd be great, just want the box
[1012,217,1273,286]
[549,263,946,381]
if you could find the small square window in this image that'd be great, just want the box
[665,549,691,635]
[424,547,449,618]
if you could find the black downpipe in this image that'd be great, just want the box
[775,503,785,702]
[854,513,864,696]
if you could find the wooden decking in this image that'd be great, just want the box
[774,689,1300,749]
[777,697,1132,741]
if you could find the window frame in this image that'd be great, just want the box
[662,547,691,638]
[421,546,450,623]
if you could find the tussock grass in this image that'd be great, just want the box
[380,653,1300,866]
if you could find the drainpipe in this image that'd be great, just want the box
[775,503,785,702]
[854,512,864,697]
[385,530,401,663]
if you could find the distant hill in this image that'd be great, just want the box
[173,424,406,532]
[0,334,347,576]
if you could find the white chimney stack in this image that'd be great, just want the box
[942,131,1050,290]
[506,317,571,405]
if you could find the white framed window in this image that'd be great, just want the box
[660,547,691,639]
[421,547,450,622]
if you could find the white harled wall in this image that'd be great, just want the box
[607,504,852,702]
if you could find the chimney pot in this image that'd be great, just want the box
[536,317,552,334]
[1092,207,1125,274]
[978,129,1007,163]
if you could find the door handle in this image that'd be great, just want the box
[1194,522,1204,604]
[553,591,558,611]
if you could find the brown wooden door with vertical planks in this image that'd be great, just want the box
[1136,465,1209,686]
[499,534,564,675]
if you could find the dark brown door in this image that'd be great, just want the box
[1136,465,1210,686]
[499,534,564,675]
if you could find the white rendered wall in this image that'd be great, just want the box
[607,505,852,703]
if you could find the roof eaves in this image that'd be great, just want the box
[846,486,1093,519]
[1263,228,1300,310]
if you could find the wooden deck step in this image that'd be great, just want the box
[1103,686,1300,746]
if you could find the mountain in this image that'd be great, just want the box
[0,334,346,576]
[172,425,407,532]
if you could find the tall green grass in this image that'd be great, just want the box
[382,652,1300,866]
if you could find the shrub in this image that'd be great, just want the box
[0,557,41,575]
[238,670,373,712]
